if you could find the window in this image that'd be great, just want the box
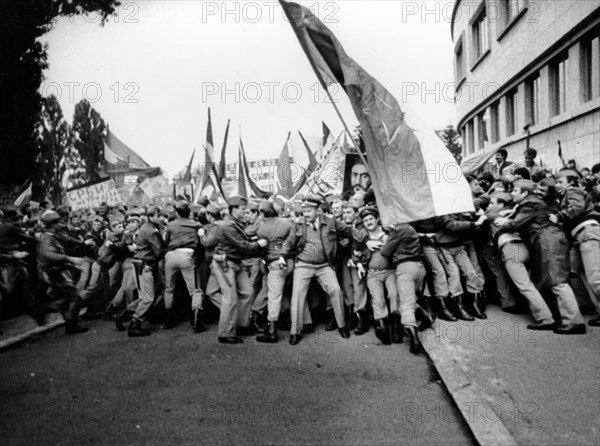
[477,111,487,150]
[550,54,568,116]
[581,35,599,103]
[505,89,518,136]
[467,121,475,155]
[505,0,525,22]
[490,101,500,143]
[455,36,466,83]
[525,74,540,126]
[471,4,490,61]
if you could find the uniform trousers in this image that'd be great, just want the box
[164,249,203,311]
[395,260,426,328]
[290,261,346,335]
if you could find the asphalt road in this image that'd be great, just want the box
[1,320,475,446]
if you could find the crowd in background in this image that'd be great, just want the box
[1,154,599,354]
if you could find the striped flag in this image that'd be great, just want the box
[280,1,474,225]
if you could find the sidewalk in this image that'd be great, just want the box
[422,306,600,446]
[0,313,64,351]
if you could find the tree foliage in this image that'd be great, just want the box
[34,95,72,204]
[0,0,120,186]
[441,124,462,164]
[72,99,107,183]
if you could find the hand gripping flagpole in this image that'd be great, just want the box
[279,0,369,170]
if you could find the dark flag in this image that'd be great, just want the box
[182,148,195,183]
[239,137,272,199]
[277,132,296,198]
[280,0,473,225]
[218,119,230,182]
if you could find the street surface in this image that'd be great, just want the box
[1,321,475,446]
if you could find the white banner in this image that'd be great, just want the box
[66,179,124,210]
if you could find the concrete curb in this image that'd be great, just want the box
[422,326,519,446]
[0,319,64,352]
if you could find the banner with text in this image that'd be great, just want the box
[66,179,124,210]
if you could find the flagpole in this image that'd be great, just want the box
[279,0,368,169]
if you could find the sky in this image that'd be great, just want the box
[41,0,458,179]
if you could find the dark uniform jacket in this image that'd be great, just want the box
[434,213,476,246]
[256,217,294,262]
[557,187,600,236]
[281,215,351,267]
[501,195,569,289]
[164,217,201,251]
[134,222,166,264]
[214,218,262,262]
[380,223,424,266]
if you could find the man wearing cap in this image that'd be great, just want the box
[241,200,268,334]
[127,206,166,337]
[254,201,295,343]
[199,203,224,312]
[380,221,427,354]
[36,210,88,334]
[552,170,600,327]
[495,179,586,334]
[491,192,557,330]
[163,200,205,332]
[211,196,268,344]
[281,194,352,345]
[353,206,401,345]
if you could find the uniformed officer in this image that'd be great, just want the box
[281,195,351,345]
[163,200,205,332]
[211,196,267,344]
[36,210,88,334]
[127,206,166,337]
[380,222,426,354]
[255,201,295,343]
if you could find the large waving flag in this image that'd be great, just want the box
[280,1,474,225]
[200,108,215,192]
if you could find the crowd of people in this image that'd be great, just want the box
[1,155,599,355]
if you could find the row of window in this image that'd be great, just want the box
[462,33,599,155]
[455,0,527,82]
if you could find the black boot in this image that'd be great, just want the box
[251,311,268,334]
[115,310,133,331]
[164,308,177,329]
[339,326,350,339]
[390,314,403,344]
[354,311,369,335]
[375,318,391,345]
[192,309,207,333]
[451,295,475,321]
[466,292,487,319]
[128,318,150,337]
[345,305,357,331]
[435,296,457,321]
[404,325,423,354]
[65,319,89,335]
[325,310,337,331]
[257,321,278,343]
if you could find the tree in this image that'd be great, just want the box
[0,0,120,187]
[441,124,462,164]
[34,95,72,204]
[72,99,107,182]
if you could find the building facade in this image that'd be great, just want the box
[452,0,600,170]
